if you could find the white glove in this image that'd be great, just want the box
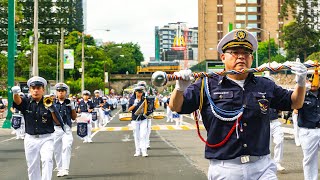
[11,86,21,94]
[174,69,193,92]
[133,99,139,106]
[284,60,307,87]
[66,102,75,110]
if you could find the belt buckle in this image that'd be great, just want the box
[240,155,250,164]
[35,134,39,138]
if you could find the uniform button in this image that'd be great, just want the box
[243,104,246,108]
[262,95,265,98]
[243,144,247,148]
[243,123,247,127]
[219,95,223,99]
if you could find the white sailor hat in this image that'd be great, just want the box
[102,97,107,100]
[55,82,68,91]
[134,85,145,92]
[27,76,47,87]
[82,90,91,96]
[217,29,258,54]
[137,81,147,87]
[94,90,100,94]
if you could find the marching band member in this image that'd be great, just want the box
[296,71,320,180]
[101,97,111,124]
[169,29,307,179]
[92,90,104,128]
[128,86,149,157]
[78,90,94,143]
[264,76,286,171]
[12,76,64,180]
[53,83,77,177]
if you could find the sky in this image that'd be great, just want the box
[86,0,198,61]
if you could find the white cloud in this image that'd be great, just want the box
[87,0,198,60]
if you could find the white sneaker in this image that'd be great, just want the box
[83,140,88,143]
[134,152,141,157]
[57,170,64,177]
[88,139,93,143]
[142,152,148,157]
[276,163,285,171]
[62,169,69,176]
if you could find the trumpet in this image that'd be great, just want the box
[43,95,53,108]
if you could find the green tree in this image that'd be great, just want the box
[256,39,279,66]
[281,21,319,61]
[307,52,320,61]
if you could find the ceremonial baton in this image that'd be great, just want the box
[151,61,318,87]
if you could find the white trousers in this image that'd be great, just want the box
[53,125,73,171]
[270,120,284,164]
[146,119,151,148]
[299,128,320,180]
[24,133,54,180]
[132,119,148,154]
[208,155,277,180]
[166,108,173,122]
[292,113,301,146]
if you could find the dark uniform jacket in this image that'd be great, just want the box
[54,99,73,127]
[298,90,320,129]
[92,97,103,108]
[179,73,293,160]
[13,97,56,135]
[269,108,279,121]
[79,100,94,113]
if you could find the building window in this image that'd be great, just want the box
[247,7,257,12]
[247,23,258,28]
[248,0,257,3]
[236,0,246,3]
[248,15,257,20]
[236,15,246,20]
[236,7,246,12]
[235,23,245,29]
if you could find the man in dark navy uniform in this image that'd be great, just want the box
[53,83,77,177]
[92,90,104,127]
[12,76,63,180]
[169,29,307,179]
[296,71,320,180]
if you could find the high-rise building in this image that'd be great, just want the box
[198,0,292,62]
[155,22,198,62]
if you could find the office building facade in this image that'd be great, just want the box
[198,0,292,62]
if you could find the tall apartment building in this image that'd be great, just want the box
[155,22,198,62]
[198,0,291,62]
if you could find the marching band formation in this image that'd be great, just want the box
[4,29,320,180]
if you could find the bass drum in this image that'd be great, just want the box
[119,112,132,121]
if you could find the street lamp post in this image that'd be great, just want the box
[246,27,271,66]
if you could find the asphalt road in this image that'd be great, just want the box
[0,106,319,180]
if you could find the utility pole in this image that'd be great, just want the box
[32,0,39,76]
[56,42,59,83]
[59,28,64,82]
[81,32,85,93]
[3,0,15,128]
